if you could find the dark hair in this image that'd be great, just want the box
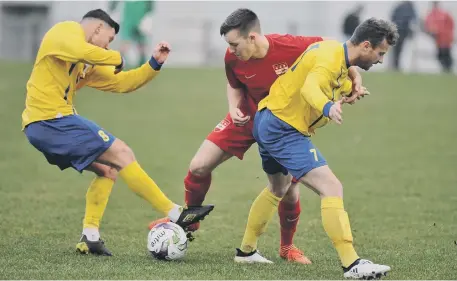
[82,9,120,34]
[220,8,260,36]
[350,17,399,47]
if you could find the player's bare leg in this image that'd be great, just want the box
[299,165,390,279]
[149,140,232,233]
[76,163,117,256]
[278,182,312,264]
[97,139,214,230]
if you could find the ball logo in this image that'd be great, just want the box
[214,118,231,132]
[149,230,166,249]
[171,230,180,244]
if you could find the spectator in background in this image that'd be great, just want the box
[342,5,364,40]
[390,1,417,71]
[424,1,454,73]
[109,1,155,68]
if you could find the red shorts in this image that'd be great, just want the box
[206,116,300,183]
[206,109,300,182]
[206,113,255,160]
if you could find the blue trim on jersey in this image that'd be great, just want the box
[291,43,320,72]
[149,56,163,70]
[68,63,77,75]
[323,101,334,117]
[331,66,344,102]
[343,42,351,68]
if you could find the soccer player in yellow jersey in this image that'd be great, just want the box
[22,9,214,256]
[237,18,399,279]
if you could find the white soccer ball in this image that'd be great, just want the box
[147,222,188,261]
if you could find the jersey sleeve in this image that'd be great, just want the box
[300,49,341,115]
[84,59,160,93]
[299,65,333,113]
[49,23,122,66]
[224,49,243,89]
[340,78,353,96]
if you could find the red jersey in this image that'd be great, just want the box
[425,8,454,48]
[224,34,323,111]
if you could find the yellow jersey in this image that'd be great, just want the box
[258,40,353,136]
[22,21,160,129]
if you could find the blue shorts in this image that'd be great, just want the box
[24,115,116,172]
[253,109,327,180]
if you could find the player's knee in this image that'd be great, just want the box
[283,183,300,204]
[268,179,291,198]
[189,157,213,178]
[321,179,343,198]
[118,143,136,165]
[266,172,292,198]
[109,139,136,169]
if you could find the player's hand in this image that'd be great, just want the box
[346,66,364,104]
[152,41,171,64]
[345,74,363,104]
[343,86,370,105]
[229,107,250,127]
[329,100,343,125]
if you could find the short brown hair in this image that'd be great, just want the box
[220,8,260,37]
[83,9,120,34]
[350,17,399,47]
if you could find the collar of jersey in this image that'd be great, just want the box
[343,42,351,69]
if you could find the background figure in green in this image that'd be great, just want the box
[109,1,154,68]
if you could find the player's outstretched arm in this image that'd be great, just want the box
[85,42,171,93]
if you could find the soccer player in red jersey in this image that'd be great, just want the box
[149,8,363,264]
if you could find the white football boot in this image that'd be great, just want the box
[234,248,273,264]
[343,259,391,279]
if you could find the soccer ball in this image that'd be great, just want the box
[147,222,188,261]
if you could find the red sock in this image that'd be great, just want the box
[184,170,211,206]
[278,199,301,247]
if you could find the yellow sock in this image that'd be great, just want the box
[119,161,175,215]
[240,188,282,253]
[321,197,359,267]
[83,177,114,229]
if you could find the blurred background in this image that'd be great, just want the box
[0,0,456,73]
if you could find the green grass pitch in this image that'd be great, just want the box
[0,61,456,279]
